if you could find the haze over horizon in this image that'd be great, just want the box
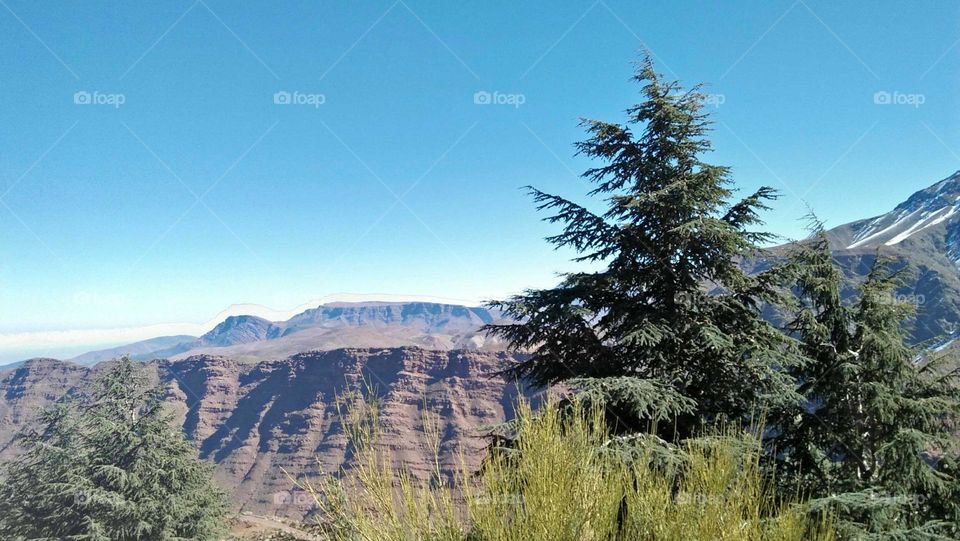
[0,293,492,363]
[2,1,959,361]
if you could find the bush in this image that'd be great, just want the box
[291,393,832,541]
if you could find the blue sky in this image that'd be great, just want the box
[1,1,959,357]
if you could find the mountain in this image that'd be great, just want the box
[807,171,960,343]
[70,335,197,365]
[0,295,483,366]
[68,302,509,365]
[0,348,536,519]
[179,302,507,361]
[281,302,497,334]
[827,171,960,252]
[197,315,278,347]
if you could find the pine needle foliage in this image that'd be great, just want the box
[484,56,801,436]
[0,357,228,540]
[772,229,960,538]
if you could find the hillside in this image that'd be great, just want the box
[0,347,534,519]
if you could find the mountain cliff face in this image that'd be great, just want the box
[0,348,534,519]
[280,302,497,335]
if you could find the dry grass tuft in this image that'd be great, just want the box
[289,392,833,541]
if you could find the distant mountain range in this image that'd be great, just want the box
[13,172,960,369]
[68,302,509,365]
[5,173,960,522]
[0,302,524,519]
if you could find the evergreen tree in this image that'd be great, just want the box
[0,357,228,540]
[485,56,801,436]
[773,229,960,538]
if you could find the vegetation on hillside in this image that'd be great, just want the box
[292,391,832,541]
[772,228,960,537]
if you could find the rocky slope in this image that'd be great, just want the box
[828,171,960,252]
[0,347,534,519]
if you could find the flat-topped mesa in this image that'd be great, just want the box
[280,302,499,333]
[67,302,511,366]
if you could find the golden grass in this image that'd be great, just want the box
[290,392,833,541]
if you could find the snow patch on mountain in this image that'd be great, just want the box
[885,206,958,246]
[847,209,920,249]
[844,171,960,250]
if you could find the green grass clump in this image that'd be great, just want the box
[291,394,832,541]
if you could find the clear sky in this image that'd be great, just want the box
[1,1,959,358]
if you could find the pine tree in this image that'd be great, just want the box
[485,56,801,437]
[0,357,228,540]
[773,229,960,538]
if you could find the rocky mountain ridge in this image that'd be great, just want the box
[67,302,510,366]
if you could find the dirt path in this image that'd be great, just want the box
[231,514,325,541]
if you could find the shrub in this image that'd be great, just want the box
[291,393,832,541]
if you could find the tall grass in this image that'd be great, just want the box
[291,392,832,541]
